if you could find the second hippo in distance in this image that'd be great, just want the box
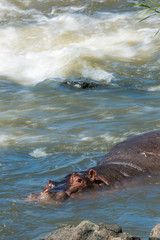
[28,130,160,202]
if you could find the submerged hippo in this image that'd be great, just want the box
[28,130,160,202]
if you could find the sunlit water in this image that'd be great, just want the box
[0,0,160,239]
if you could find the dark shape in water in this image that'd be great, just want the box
[28,130,160,202]
[61,79,112,89]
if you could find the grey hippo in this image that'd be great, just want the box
[28,130,160,202]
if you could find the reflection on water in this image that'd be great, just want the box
[0,0,160,239]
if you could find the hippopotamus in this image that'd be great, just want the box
[28,130,160,202]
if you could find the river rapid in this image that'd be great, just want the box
[0,0,160,239]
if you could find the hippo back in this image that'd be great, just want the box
[101,130,160,173]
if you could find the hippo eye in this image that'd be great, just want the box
[76,178,82,183]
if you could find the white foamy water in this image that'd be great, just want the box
[100,133,126,143]
[148,86,160,92]
[0,1,159,86]
[29,148,48,158]
[1,1,160,240]
[0,134,16,146]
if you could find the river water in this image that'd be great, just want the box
[0,0,160,239]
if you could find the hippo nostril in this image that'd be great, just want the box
[46,180,56,189]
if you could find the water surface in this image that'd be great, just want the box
[0,0,160,239]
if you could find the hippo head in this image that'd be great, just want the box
[28,169,106,202]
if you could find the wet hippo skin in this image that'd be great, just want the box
[28,130,160,202]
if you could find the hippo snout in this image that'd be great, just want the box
[28,188,69,202]
[46,188,69,201]
[46,180,56,189]
[54,191,69,200]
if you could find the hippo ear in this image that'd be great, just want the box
[88,169,97,181]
